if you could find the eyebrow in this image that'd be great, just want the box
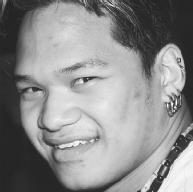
[14,59,109,83]
[57,59,109,74]
[14,74,39,84]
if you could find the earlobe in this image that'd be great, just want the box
[155,44,185,117]
[157,44,186,103]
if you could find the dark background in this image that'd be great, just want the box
[1,1,193,192]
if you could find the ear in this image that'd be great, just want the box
[156,44,186,103]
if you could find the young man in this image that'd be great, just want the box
[14,0,193,191]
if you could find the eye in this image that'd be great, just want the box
[72,76,97,87]
[20,87,41,93]
[18,86,44,100]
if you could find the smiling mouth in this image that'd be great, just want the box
[54,138,99,150]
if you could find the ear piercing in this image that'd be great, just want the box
[165,58,183,117]
[165,93,182,117]
[177,57,185,71]
[177,57,181,63]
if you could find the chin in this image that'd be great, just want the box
[53,168,111,192]
[57,176,105,191]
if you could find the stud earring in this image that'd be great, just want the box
[177,57,181,63]
[165,93,182,117]
[177,57,185,71]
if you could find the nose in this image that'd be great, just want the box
[38,91,81,132]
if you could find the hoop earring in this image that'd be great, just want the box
[165,93,182,117]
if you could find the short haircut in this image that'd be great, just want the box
[13,0,175,77]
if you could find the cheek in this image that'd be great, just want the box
[92,82,147,125]
[20,104,50,159]
[86,85,150,175]
[20,102,40,143]
[84,78,149,147]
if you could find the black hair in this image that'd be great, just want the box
[13,0,176,77]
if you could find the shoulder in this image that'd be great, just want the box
[159,141,193,192]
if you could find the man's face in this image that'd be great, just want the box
[15,3,163,191]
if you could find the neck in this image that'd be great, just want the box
[105,96,192,192]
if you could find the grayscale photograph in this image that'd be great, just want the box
[1,1,193,192]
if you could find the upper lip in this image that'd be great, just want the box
[43,130,99,147]
[44,135,99,147]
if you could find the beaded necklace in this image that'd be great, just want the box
[138,123,193,192]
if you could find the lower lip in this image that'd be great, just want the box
[52,140,99,163]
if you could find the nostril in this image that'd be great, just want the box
[37,113,62,132]
[37,108,82,131]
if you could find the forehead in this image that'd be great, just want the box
[16,2,115,72]
[23,3,111,38]
[16,1,144,83]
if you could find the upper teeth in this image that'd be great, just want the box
[55,138,97,150]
